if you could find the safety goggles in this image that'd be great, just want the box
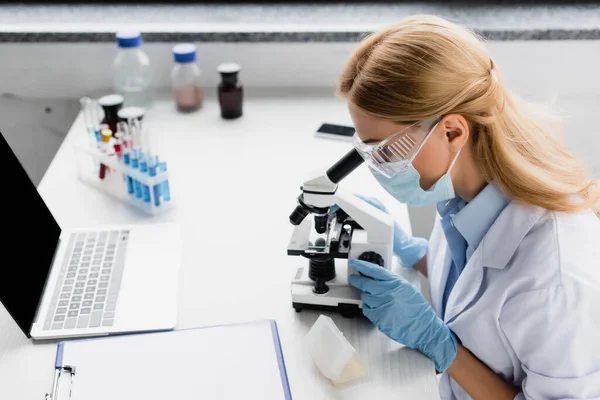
[352,116,441,178]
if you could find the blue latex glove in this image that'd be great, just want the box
[354,195,428,268]
[348,259,458,372]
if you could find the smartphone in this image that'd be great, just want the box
[315,123,356,141]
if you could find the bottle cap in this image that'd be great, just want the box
[117,106,146,121]
[218,63,241,86]
[101,129,113,143]
[173,43,197,63]
[98,94,125,107]
[116,31,143,48]
[217,62,241,75]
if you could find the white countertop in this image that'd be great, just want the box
[0,90,439,400]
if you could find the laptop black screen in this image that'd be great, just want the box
[0,131,61,336]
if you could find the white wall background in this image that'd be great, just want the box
[0,40,599,237]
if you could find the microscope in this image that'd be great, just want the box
[287,149,394,318]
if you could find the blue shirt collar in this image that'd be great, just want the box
[437,183,509,250]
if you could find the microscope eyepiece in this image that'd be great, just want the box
[326,148,364,184]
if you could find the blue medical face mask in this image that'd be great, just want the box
[370,130,461,207]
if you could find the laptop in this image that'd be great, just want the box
[0,130,183,340]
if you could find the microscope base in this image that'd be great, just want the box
[290,265,364,318]
[292,302,363,318]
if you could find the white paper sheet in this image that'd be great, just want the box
[54,320,290,400]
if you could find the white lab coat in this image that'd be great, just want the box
[427,200,600,400]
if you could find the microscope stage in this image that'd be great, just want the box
[291,263,364,318]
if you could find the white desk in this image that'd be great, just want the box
[0,90,440,400]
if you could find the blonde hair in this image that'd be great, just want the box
[338,15,600,217]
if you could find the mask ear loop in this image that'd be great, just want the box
[436,147,462,200]
[418,117,462,174]
[447,149,461,173]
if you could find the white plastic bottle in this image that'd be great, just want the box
[112,31,153,110]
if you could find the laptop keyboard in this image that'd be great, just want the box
[43,230,129,331]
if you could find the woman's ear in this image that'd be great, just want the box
[441,114,470,152]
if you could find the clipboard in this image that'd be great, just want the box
[44,319,292,400]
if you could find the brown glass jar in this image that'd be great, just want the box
[217,63,243,119]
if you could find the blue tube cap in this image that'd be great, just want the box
[173,43,197,63]
[116,31,142,48]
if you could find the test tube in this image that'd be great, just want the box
[122,151,135,195]
[159,161,171,201]
[105,145,117,186]
[125,126,134,150]
[90,99,102,143]
[80,97,96,146]
[116,121,129,150]
[147,155,161,207]
[139,153,151,203]
[130,118,143,149]
[113,132,123,159]
[99,128,112,180]
[141,125,153,156]
[131,148,143,199]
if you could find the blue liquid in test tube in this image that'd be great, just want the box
[139,153,151,203]
[159,161,171,201]
[148,156,161,207]
[122,151,135,194]
[131,149,143,199]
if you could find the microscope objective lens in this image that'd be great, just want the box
[289,205,308,225]
[314,214,328,234]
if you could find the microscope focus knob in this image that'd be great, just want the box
[358,251,384,267]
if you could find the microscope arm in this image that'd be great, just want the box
[300,148,365,208]
[334,192,394,246]
[289,149,365,227]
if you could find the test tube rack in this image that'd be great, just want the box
[74,144,173,216]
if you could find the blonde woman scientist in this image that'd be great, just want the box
[340,15,600,400]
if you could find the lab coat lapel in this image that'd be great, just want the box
[428,221,453,318]
[443,246,484,323]
[442,201,546,323]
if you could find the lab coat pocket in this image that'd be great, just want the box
[520,363,600,400]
